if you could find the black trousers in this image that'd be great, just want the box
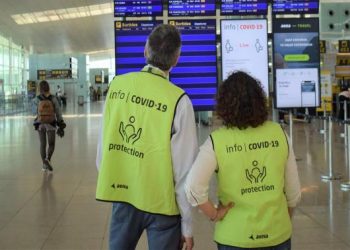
[338,96,350,120]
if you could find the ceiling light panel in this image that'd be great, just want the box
[11,2,112,25]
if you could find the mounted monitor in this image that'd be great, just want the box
[221,0,268,16]
[168,20,217,111]
[168,0,216,17]
[114,0,163,17]
[70,57,78,79]
[95,75,102,84]
[272,0,319,14]
[114,21,163,76]
[273,18,320,108]
[221,19,269,96]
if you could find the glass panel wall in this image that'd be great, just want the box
[0,33,29,115]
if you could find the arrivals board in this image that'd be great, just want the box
[221,0,268,15]
[273,18,320,108]
[272,0,319,14]
[169,20,217,111]
[114,0,163,17]
[168,0,216,17]
[115,21,162,75]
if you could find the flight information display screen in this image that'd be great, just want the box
[273,18,320,108]
[115,21,162,75]
[221,0,268,15]
[114,0,163,17]
[272,0,319,14]
[168,20,217,111]
[221,19,269,97]
[168,0,216,17]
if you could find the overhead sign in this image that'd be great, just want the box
[272,0,319,14]
[221,0,268,16]
[317,70,332,112]
[70,57,78,79]
[114,0,163,17]
[221,19,269,96]
[168,0,216,16]
[273,18,320,108]
[320,40,326,54]
[339,40,350,53]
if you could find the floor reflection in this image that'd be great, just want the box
[0,103,349,249]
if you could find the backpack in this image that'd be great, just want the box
[37,95,55,124]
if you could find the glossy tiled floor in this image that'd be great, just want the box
[0,102,350,250]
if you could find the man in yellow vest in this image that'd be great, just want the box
[185,71,301,249]
[96,24,198,250]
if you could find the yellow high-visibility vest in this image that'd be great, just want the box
[96,66,185,215]
[211,121,291,247]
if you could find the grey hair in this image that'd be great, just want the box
[146,24,181,71]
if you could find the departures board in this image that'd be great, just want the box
[272,0,319,14]
[221,0,268,15]
[114,0,163,17]
[169,20,218,111]
[168,0,216,17]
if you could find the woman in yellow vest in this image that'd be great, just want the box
[185,71,301,250]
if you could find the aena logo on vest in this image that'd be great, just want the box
[108,116,145,159]
[241,160,275,196]
[249,233,269,241]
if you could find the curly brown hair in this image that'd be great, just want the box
[216,71,268,129]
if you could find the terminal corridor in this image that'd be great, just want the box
[0,102,350,249]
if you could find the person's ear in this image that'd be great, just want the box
[144,41,149,59]
[144,47,148,59]
[172,50,181,67]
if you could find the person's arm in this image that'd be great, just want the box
[198,201,233,222]
[185,138,216,206]
[185,138,233,222]
[96,99,108,170]
[96,124,103,170]
[171,95,198,248]
[288,207,294,218]
[32,97,40,130]
[32,97,39,116]
[284,134,302,218]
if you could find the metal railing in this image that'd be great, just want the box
[277,100,350,189]
[0,94,33,116]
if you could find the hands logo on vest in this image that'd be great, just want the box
[241,161,274,196]
[245,160,266,184]
[108,116,145,159]
[119,116,142,145]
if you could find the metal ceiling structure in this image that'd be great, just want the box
[0,0,349,55]
[0,0,114,54]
